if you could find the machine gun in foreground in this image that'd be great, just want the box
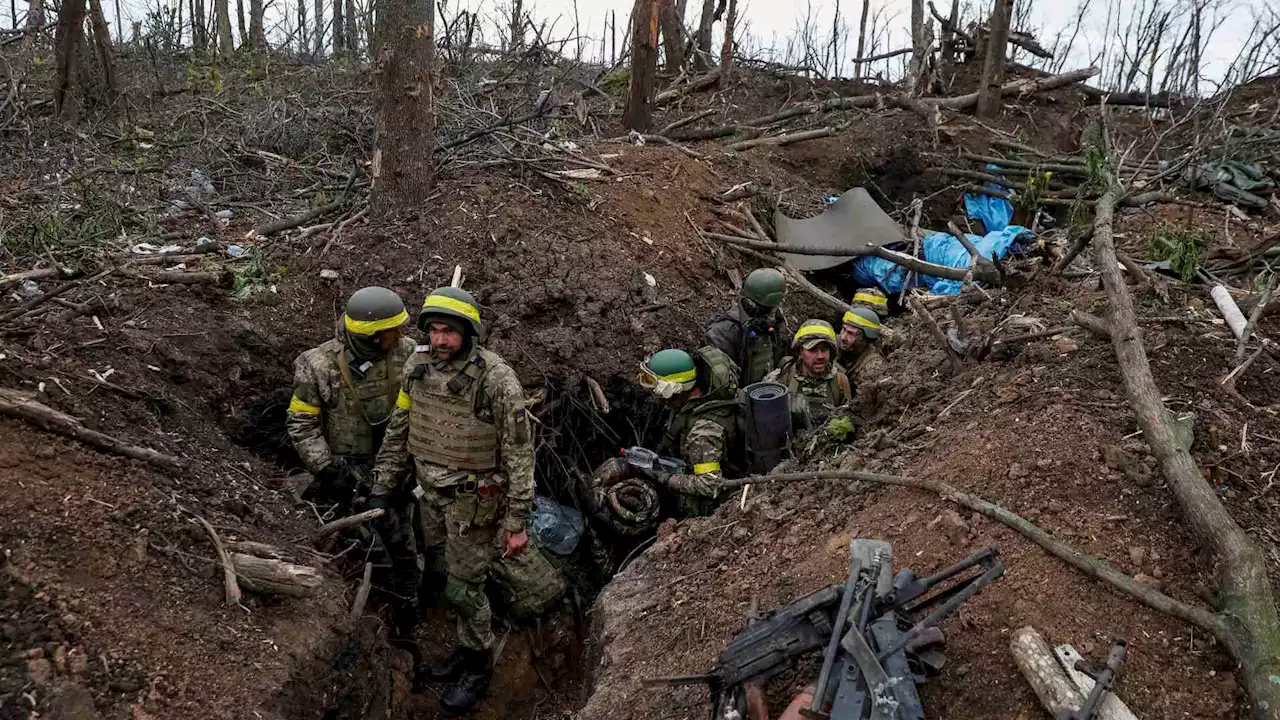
[646,540,1006,719]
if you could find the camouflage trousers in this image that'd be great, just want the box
[420,486,566,651]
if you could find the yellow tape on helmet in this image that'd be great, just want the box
[421,294,481,322]
[343,310,409,336]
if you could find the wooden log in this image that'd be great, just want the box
[132,269,233,286]
[1053,644,1140,720]
[0,388,183,471]
[1010,626,1083,717]
[0,266,76,288]
[227,541,289,560]
[231,553,322,597]
[312,508,385,541]
[195,514,243,606]
[0,269,114,324]
[350,561,373,621]
[728,128,833,151]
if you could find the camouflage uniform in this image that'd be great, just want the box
[286,327,416,480]
[703,303,786,386]
[840,343,889,404]
[766,356,851,428]
[374,344,538,651]
[657,347,743,516]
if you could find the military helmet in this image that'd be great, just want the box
[419,286,483,336]
[850,288,889,320]
[842,306,881,340]
[343,287,408,336]
[638,349,697,399]
[792,319,837,351]
[742,268,787,309]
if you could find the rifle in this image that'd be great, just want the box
[645,541,1006,720]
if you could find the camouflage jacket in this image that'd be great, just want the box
[286,332,416,474]
[702,303,785,386]
[658,346,742,505]
[839,343,888,403]
[373,345,534,534]
[766,357,851,428]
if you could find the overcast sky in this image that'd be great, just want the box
[11,0,1277,89]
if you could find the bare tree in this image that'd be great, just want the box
[235,0,246,46]
[907,0,928,93]
[693,0,723,70]
[624,0,659,131]
[854,0,869,79]
[332,0,343,51]
[87,0,119,111]
[313,0,323,56]
[372,0,435,210]
[191,0,207,51]
[659,0,684,70]
[249,0,265,49]
[53,0,89,123]
[976,0,1012,117]
[114,0,121,43]
[720,0,737,78]
[216,0,233,53]
[344,0,355,52]
[297,0,308,53]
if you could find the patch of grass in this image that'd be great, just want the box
[599,69,630,98]
[1150,223,1209,282]
[1018,169,1052,214]
[233,250,280,297]
[569,182,592,200]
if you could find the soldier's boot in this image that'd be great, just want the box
[440,648,492,716]
[420,647,469,683]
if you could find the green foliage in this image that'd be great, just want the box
[825,415,855,441]
[599,69,630,97]
[233,251,280,297]
[1150,223,1209,282]
[569,182,592,200]
[1018,170,1053,214]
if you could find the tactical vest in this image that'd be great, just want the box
[658,346,743,475]
[713,306,782,386]
[326,339,414,459]
[406,347,502,472]
[776,357,848,422]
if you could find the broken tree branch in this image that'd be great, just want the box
[727,128,834,151]
[908,295,966,373]
[350,561,373,621]
[194,513,243,606]
[0,388,183,471]
[1237,272,1276,362]
[311,508,385,541]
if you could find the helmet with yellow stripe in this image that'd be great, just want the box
[791,319,837,351]
[343,287,409,337]
[419,286,483,337]
[638,349,697,399]
[841,307,881,339]
[850,287,889,320]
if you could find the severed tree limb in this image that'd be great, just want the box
[658,108,717,136]
[0,268,115,324]
[1070,310,1113,339]
[719,470,1222,633]
[947,221,1002,280]
[728,128,833,151]
[0,388,183,471]
[1237,271,1276,362]
[312,508,385,541]
[193,513,243,606]
[908,296,965,373]
[1089,187,1280,719]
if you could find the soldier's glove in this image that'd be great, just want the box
[367,493,404,545]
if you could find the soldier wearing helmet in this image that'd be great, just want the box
[372,287,543,714]
[287,286,415,501]
[850,287,890,320]
[839,307,889,401]
[703,268,788,385]
[766,320,850,429]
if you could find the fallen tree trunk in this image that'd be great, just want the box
[1089,187,1280,719]
[727,128,833,151]
[1010,626,1084,718]
[231,553,323,597]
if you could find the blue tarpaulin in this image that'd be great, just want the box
[963,163,1014,232]
[852,225,1031,296]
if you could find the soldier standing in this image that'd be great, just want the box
[766,320,851,429]
[838,307,889,405]
[372,286,534,715]
[286,287,420,632]
[703,268,788,385]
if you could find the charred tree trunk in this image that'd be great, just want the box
[86,0,119,112]
[215,0,233,53]
[976,0,1012,117]
[248,0,265,49]
[719,0,736,79]
[658,0,683,71]
[332,0,343,52]
[344,0,356,53]
[1090,186,1280,719]
[372,0,435,211]
[53,0,89,124]
[623,0,659,131]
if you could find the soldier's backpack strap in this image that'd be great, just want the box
[446,353,488,396]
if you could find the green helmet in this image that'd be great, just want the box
[792,319,837,351]
[742,268,786,308]
[842,307,881,340]
[638,349,697,398]
[850,288,889,320]
[419,286,483,336]
[343,287,408,336]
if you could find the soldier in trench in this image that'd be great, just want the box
[765,319,851,431]
[285,286,422,636]
[703,267,789,386]
[372,286,563,715]
[837,306,890,407]
[591,345,744,537]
